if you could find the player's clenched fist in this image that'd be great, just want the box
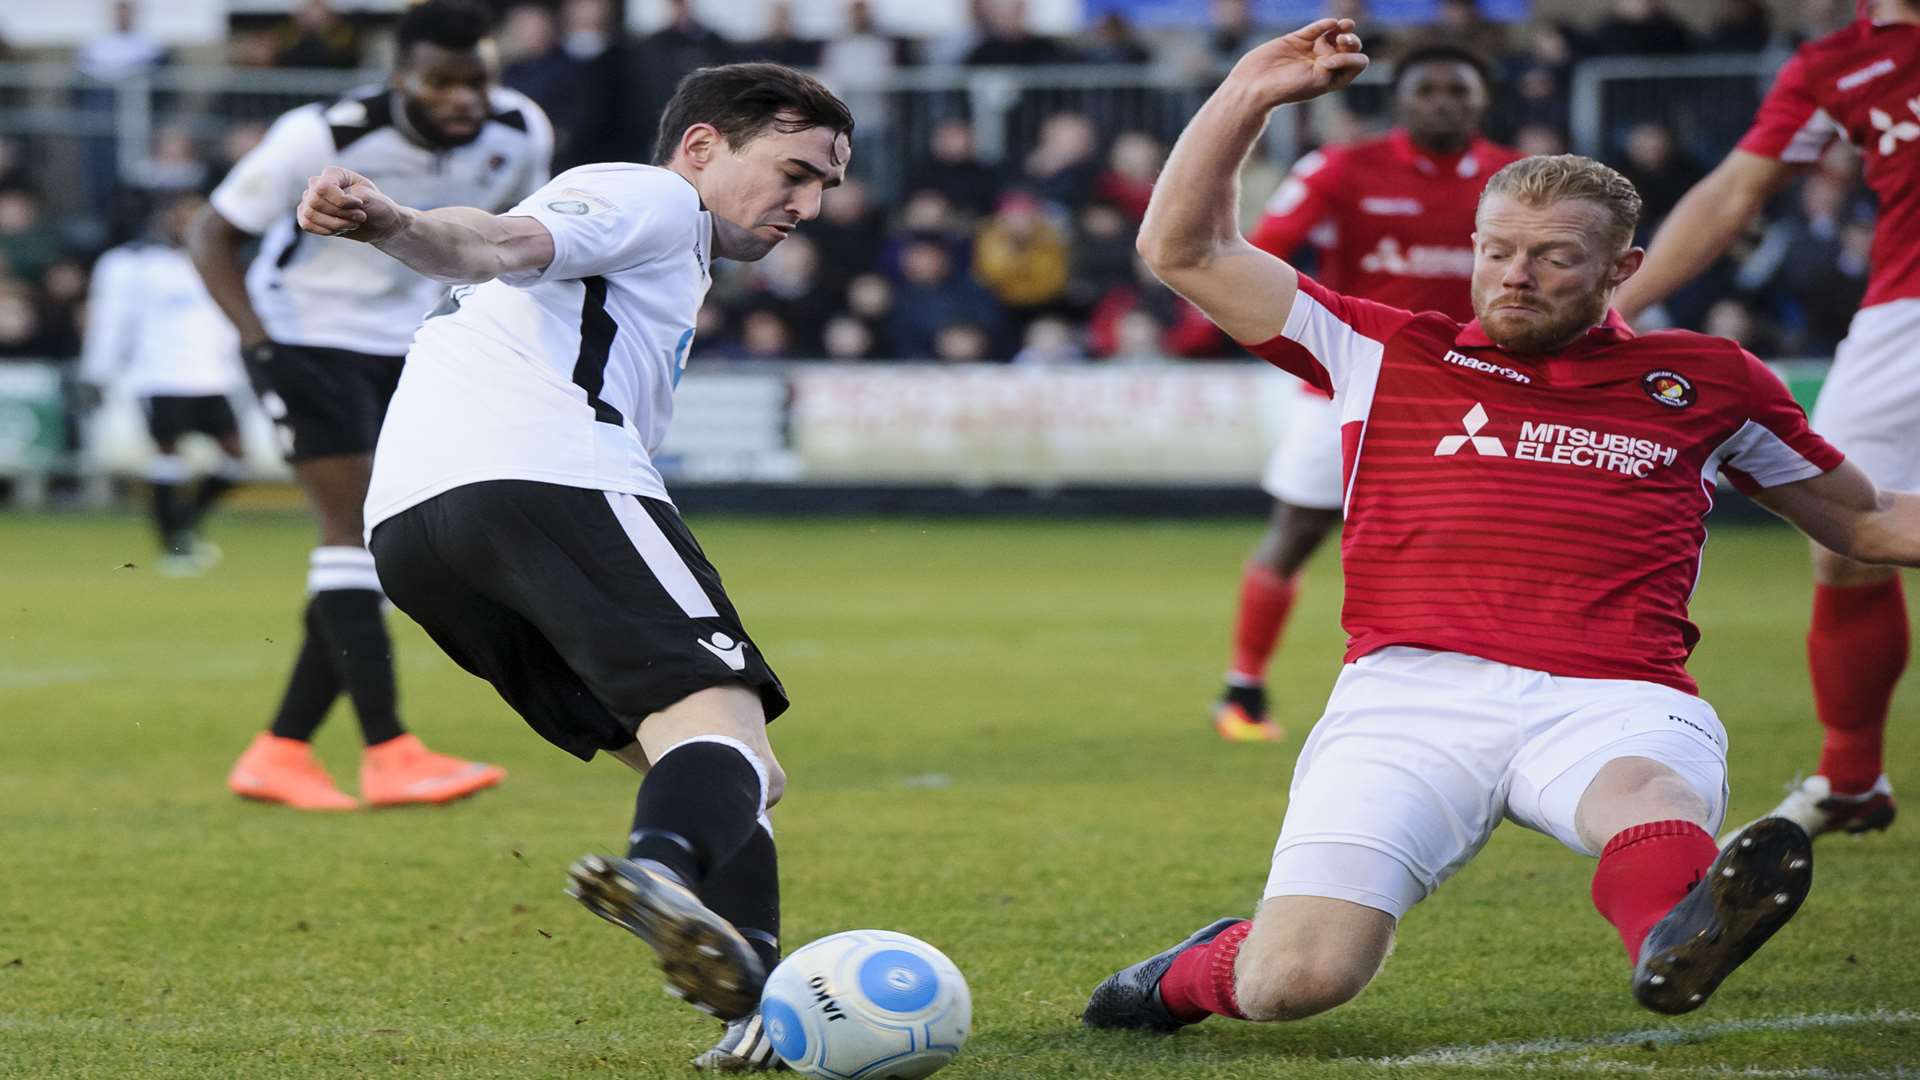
[1226,17,1369,110]
[297,165,409,243]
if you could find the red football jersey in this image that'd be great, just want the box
[1737,16,1920,308]
[1248,276,1844,694]
[1249,130,1524,321]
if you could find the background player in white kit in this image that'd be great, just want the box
[1615,0,1919,840]
[79,191,248,576]
[192,1,552,811]
[294,63,852,1070]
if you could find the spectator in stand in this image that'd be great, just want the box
[808,178,887,294]
[230,28,279,69]
[822,314,879,361]
[1491,23,1575,137]
[1088,256,1228,360]
[818,1,899,140]
[889,237,1005,359]
[1022,112,1100,209]
[1095,131,1162,223]
[272,0,361,70]
[0,277,57,359]
[0,189,63,286]
[567,0,728,167]
[845,272,896,354]
[1064,202,1138,314]
[973,190,1069,320]
[1704,0,1775,52]
[1205,0,1263,66]
[1323,0,1391,60]
[1081,12,1153,64]
[1589,0,1696,55]
[1618,122,1704,237]
[965,0,1078,66]
[1110,309,1167,362]
[1513,121,1568,156]
[739,309,796,360]
[1702,297,1779,355]
[1012,316,1085,365]
[907,119,1001,217]
[1736,172,1873,354]
[76,1,166,83]
[744,2,820,68]
[1422,0,1509,62]
[501,2,585,146]
[934,321,995,362]
[133,126,209,196]
[744,234,833,355]
[880,189,971,279]
[0,137,29,193]
[38,258,85,359]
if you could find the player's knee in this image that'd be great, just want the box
[764,758,787,808]
[1233,946,1376,1021]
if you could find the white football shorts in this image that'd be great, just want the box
[1264,646,1729,920]
[1260,384,1344,511]
[1810,298,1920,491]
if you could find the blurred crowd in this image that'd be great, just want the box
[0,0,1879,373]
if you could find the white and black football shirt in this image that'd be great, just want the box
[209,84,552,357]
[365,164,714,529]
[80,241,245,397]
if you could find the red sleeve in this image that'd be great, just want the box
[1248,149,1338,257]
[1238,273,1417,396]
[1736,50,1838,164]
[1718,350,1846,494]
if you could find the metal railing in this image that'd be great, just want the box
[1567,52,1786,161]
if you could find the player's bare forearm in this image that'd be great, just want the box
[187,206,270,348]
[1613,151,1799,321]
[369,207,556,285]
[1139,18,1366,344]
[1756,462,1920,567]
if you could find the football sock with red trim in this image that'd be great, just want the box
[1159,919,1252,1022]
[1808,579,1906,795]
[1590,819,1719,964]
[1229,567,1297,686]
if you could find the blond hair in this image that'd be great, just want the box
[1479,155,1643,254]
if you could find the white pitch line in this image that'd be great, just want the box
[1374,1008,1918,1069]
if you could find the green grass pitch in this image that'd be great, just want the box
[1,511,1915,1078]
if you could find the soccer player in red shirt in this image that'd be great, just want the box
[1217,44,1522,742]
[1614,0,1917,840]
[1084,19,1920,1029]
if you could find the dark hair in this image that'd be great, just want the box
[1391,44,1495,95]
[396,0,492,54]
[652,62,855,167]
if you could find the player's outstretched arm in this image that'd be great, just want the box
[1138,18,1367,344]
[296,165,555,285]
[1753,462,1920,567]
[1611,150,1801,323]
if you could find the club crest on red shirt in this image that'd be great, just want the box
[1642,370,1695,409]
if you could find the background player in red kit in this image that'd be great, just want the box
[1084,18,1920,1032]
[1614,0,1919,840]
[1217,44,1521,742]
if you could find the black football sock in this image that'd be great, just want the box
[699,817,780,975]
[626,739,767,890]
[146,455,188,553]
[306,546,404,746]
[1222,682,1267,717]
[187,459,243,530]
[268,597,342,741]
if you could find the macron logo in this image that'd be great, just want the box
[1434,403,1507,457]
[698,632,747,672]
[1838,58,1895,93]
[1442,349,1531,384]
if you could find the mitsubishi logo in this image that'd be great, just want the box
[1434,403,1507,457]
[1870,96,1920,156]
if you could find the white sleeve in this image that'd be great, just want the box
[78,248,138,386]
[499,166,692,286]
[208,106,333,235]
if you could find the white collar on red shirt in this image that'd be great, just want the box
[1454,308,1637,354]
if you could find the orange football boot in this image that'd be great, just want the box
[360,734,506,807]
[227,732,360,810]
[1212,700,1287,743]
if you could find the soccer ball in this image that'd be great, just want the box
[758,929,971,1080]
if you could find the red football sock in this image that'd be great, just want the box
[1590,819,1719,965]
[1158,920,1252,1022]
[1808,579,1907,795]
[1229,566,1298,684]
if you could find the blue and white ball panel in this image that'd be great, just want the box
[759,928,971,1080]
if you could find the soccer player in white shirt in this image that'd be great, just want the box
[296,63,852,1067]
[192,1,551,812]
[79,192,248,576]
